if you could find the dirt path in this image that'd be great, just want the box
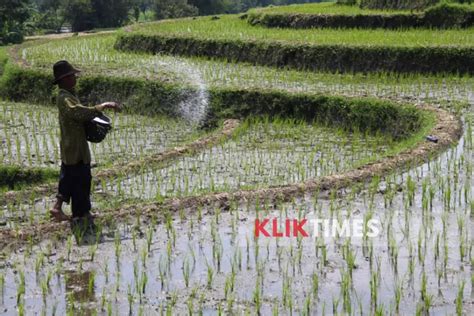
[25,30,116,41]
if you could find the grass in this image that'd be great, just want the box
[0,165,58,191]
[126,15,474,47]
[248,2,414,15]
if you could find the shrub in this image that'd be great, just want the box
[247,2,474,29]
[359,0,439,10]
[0,62,424,140]
[0,48,8,76]
[3,32,23,44]
[247,12,424,29]
[114,34,474,75]
[337,0,358,4]
[424,2,474,28]
[0,165,57,190]
[0,62,53,103]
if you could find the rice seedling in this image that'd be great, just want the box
[394,278,403,313]
[127,284,134,315]
[182,258,191,288]
[456,281,465,315]
[0,272,4,300]
[252,275,262,315]
[89,243,98,262]
[113,231,122,266]
[88,271,95,296]
[206,263,214,289]
[340,268,352,313]
[17,269,25,304]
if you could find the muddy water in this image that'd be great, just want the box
[0,111,471,315]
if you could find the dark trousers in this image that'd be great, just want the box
[57,161,92,218]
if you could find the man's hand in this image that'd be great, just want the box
[97,102,122,112]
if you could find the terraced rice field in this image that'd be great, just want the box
[0,101,204,168]
[247,2,414,15]
[106,118,397,199]
[257,1,474,15]
[124,15,474,47]
[0,2,473,315]
[0,107,471,314]
[20,34,474,99]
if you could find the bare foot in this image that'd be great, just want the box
[50,209,70,222]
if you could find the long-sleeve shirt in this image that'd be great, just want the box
[57,88,103,165]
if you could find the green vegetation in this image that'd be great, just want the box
[250,2,413,15]
[0,165,57,190]
[4,0,332,39]
[208,89,425,139]
[2,37,427,137]
[123,15,474,47]
[248,1,474,29]
[116,34,474,74]
[114,15,474,73]
[359,0,470,10]
[18,34,474,89]
[424,2,474,28]
[107,113,434,199]
[0,0,29,44]
[0,3,471,314]
[0,47,8,75]
[0,100,205,168]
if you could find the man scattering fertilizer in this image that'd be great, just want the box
[50,60,121,226]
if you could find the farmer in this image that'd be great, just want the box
[50,60,121,222]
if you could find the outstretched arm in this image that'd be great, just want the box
[61,97,121,122]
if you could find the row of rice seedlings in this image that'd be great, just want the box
[0,41,471,315]
[0,101,59,167]
[1,144,471,315]
[105,118,394,200]
[130,15,474,47]
[21,35,474,105]
[92,123,460,312]
[0,101,200,168]
[2,104,470,314]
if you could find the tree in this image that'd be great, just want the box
[63,0,96,32]
[29,0,67,33]
[62,0,132,32]
[188,0,228,15]
[91,0,132,28]
[0,0,31,44]
[132,0,153,21]
[154,0,198,20]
